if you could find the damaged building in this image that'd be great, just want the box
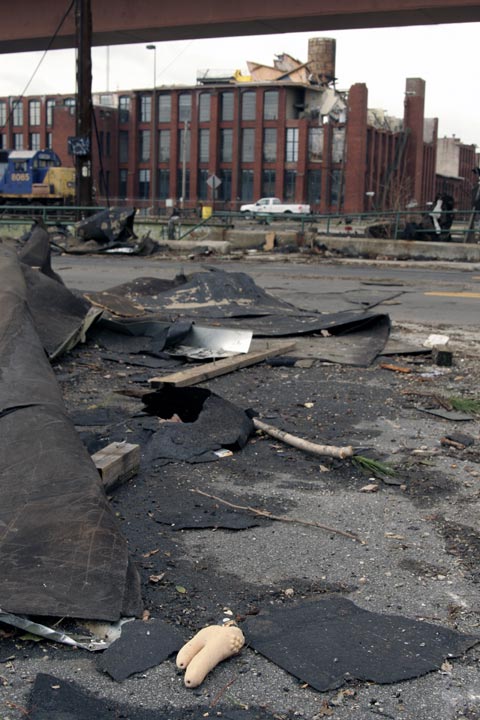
[0,37,477,214]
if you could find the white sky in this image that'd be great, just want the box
[0,23,478,146]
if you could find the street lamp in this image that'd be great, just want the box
[146,44,157,214]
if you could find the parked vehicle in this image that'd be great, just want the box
[240,197,311,216]
[0,149,75,205]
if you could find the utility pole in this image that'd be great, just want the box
[146,45,157,214]
[75,0,93,208]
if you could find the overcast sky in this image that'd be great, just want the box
[0,23,478,146]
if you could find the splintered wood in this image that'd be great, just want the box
[149,341,296,388]
[92,441,140,492]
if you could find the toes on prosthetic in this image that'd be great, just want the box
[177,625,245,687]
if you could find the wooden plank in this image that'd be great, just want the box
[149,341,296,388]
[92,441,140,493]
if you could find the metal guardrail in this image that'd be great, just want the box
[0,205,477,243]
[0,204,105,225]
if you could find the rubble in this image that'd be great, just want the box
[0,239,479,719]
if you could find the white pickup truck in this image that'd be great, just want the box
[240,197,311,215]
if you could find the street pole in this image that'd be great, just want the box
[75,0,93,209]
[146,45,157,215]
[181,119,188,210]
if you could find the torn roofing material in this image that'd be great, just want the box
[0,250,142,620]
[243,597,479,691]
[90,270,391,366]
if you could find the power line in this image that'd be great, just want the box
[2,0,75,130]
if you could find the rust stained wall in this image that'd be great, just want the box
[1,0,480,52]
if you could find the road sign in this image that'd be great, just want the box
[207,174,222,189]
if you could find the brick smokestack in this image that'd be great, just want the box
[344,83,368,214]
[308,37,336,85]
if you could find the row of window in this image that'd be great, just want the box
[124,89,281,125]
[0,98,75,128]
[117,167,343,206]
[0,132,52,151]
[124,127,345,165]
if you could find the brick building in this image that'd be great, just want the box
[0,37,475,213]
[435,135,478,213]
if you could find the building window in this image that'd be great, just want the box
[12,100,23,126]
[99,169,110,196]
[159,130,171,162]
[178,127,191,163]
[219,169,232,201]
[119,131,129,163]
[330,169,343,208]
[241,91,256,121]
[139,95,152,123]
[332,127,345,163]
[263,128,277,162]
[13,133,23,150]
[198,93,211,122]
[220,92,234,121]
[29,132,41,151]
[198,128,210,163]
[64,98,76,115]
[241,169,254,201]
[119,169,128,199]
[105,132,111,157]
[262,169,276,196]
[220,128,233,163]
[285,128,299,163]
[241,128,255,163]
[0,101,6,125]
[284,170,296,200]
[263,90,279,120]
[158,94,171,123]
[46,99,55,127]
[99,94,114,107]
[178,93,191,122]
[198,169,209,200]
[29,100,41,126]
[176,168,190,200]
[158,169,170,199]
[138,168,150,199]
[46,132,52,149]
[139,129,151,162]
[119,95,130,123]
[307,170,322,207]
[308,127,324,162]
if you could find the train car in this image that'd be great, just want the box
[0,148,75,205]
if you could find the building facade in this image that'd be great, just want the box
[0,38,476,214]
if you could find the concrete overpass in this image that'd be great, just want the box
[2,0,480,53]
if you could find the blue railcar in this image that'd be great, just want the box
[0,149,75,204]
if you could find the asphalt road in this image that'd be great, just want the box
[52,254,480,329]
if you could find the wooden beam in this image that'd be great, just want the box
[149,341,296,388]
[92,441,140,493]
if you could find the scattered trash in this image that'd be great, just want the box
[176,623,245,688]
[424,334,450,348]
[379,362,412,373]
[0,610,111,651]
[440,433,475,450]
[166,325,253,360]
[92,441,140,492]
[432,348,453,367]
